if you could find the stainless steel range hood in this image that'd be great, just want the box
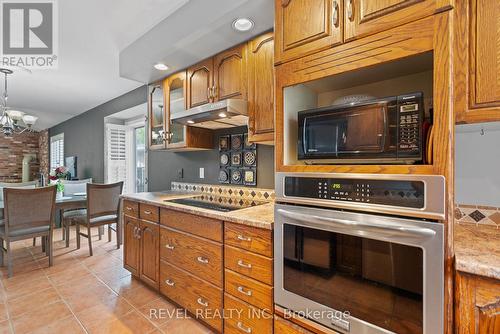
[171,99,248,130]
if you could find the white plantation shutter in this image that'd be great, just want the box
[50,133,64,170]
[105,124,132,192]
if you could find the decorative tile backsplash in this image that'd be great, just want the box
[171,182,275,201]
[218,133,257,186]
[455,204,500,229]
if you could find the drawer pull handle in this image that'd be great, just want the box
[237,234,251,242]
[237,260,252,269]
[197,297,209,307]
[165,279,175,286]
[237,321,252,333]
[237,286,252,296]
[165,244,175,250]
[143,210,152,215]
[126,207,133,211]
[197,256,209,264]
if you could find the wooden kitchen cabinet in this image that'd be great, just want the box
[455,0,500,123]
[455,271,500,334]
[123,211,160,289]
[123,215,141,276]
[139,220,160,288]
[187,58,214,108]
[213,44,248,101]
[148,83,166,150]
[247,32,275,144]
[275,0,343,64]
[343,0,445,41]
[163,71,214,151]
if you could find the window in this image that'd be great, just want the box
[105,124,131,192]
[50,133,64,170]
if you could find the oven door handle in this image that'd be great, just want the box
[277,209,436,238]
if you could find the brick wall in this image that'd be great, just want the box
[0,131,48,183]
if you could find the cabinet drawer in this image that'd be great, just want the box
[139,203,159,222]
[274,315,315,334]
[225,222,272,257]
[224,245,273,285]
[123,200,139,218]
[225,269,273,311]
[160,208,222,242]
[224,293,273,334]
[160,226,223,287]
[160,260,223,332]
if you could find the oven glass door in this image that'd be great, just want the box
[303,104,388,156]
[283,223,424,334]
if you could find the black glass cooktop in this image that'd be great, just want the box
[165,195,267,212]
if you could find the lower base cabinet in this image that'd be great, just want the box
[274,315,314,334]
[455,271,500,334]
[224,293,273,334]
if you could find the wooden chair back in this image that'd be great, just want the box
[86,182,123,219]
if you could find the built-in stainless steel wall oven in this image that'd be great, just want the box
[274,173,445,334]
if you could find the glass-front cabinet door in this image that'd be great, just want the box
[148,84,165,149]
[165,71,187,149]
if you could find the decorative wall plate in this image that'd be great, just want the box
[219,135,230,151]
[243,168,257,186]
[231,169,242,184]
[231,134,242,150]
[219,170,229,183]
[220,153,229,166]
[243,151,256,166]
[231,153,241,166]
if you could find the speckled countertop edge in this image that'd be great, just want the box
[454,222,500,280]
[121,191,274,230]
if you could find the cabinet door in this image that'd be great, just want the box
[164,71,188,149]
[248,33,275,144]
[344,0,442,41]
[275,0,343,64]
[187,58,213,108]
[149,84,165,150]
[123,216,141,276]
[213,43,247,101]
[139,220,160,288]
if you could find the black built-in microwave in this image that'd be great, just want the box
[298,92,424,164]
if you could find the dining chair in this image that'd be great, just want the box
[60,178,92,247]
[75,182,123,256]
[0,186,57,277]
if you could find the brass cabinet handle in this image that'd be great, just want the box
[237,286,252,296]
[197,256,209,264]
[212,86,217,100]
[133,226,138,238]
[237,259,252,269]
[143,210,152,215]
[207,87,211,101]
[347,0,354,21]
[165,244,174,250]
[237,234,251,242]
[136,228,141,239]
[165,279,175,286]
[126,206,133,211]
[197,297,209,307]
[237,321,252,333]
[333,1,339,27]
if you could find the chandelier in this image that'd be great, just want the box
[0,68,38,136]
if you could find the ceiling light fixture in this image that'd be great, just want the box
[218,112,227,118]
[154,63,169,71]
[0,68,37,136]
[187,120,195,124]
[232,18,254,32]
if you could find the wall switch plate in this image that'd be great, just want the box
[177,168,183,179]
[199,167,205,179]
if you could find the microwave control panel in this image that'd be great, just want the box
[284,177,425,209]
[397,94,423,154]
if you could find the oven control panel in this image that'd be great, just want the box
[284,177,425,208]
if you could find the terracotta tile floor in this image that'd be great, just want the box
[0,227,213,334]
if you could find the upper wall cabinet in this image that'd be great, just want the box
[213,44,248,101]
[343,0,444,41]
[149,84,165,150]
[248,32,275,144]
[275,0,343,64]
[187,58,214,108]
[455,0,500,124]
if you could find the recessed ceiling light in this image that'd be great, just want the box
[187,120,195,124]
[232,18,254,32]
[154,63,169,71]
[218,112,227,118]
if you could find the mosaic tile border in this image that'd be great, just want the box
[171,182,275,201]
[455,204,500,229]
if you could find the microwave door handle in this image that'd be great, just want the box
[302,118,308,155]
[277,209,436,238]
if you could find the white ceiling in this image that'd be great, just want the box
[4,0,273,130]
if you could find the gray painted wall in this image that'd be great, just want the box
[455,122,500,206]
[50,87,275,190]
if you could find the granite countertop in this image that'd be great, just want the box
[454,223,500,280]
[121,191,274,230]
